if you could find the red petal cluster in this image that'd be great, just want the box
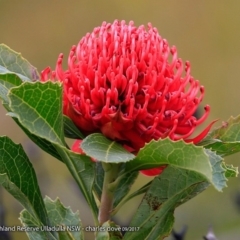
[41,20,214,176]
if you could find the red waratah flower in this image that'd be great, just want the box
[41,20,215,176]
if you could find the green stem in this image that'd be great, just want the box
[98,162,120,225]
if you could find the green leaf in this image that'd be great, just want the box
[58,231,76,240]
[81,133,135,163]
[202,141,240,157]
[0,64,30,82]
[7,81,98,223]
[0,72,63,161]
[8,81,65,146]
[93,162,105,202]
[200,115,240,156]
[125,138,226,191]
[112,181,151,216]
[205,149,227,190]
[222,163,239,177]
[113,170,139,208]
[7,81,66,160]
[125,139,211,175]
[63,115,85,139]
[123,166,209,240]
[0,136,49,226]
[44,196,83,240]
[19,191,87,240]
[0,51,62,161]
[125,139,228,191]
[0,65,23,104]
[0,44,39,81]
[96,221,123,240]
[19,210,57,240]
[14,121,63,161]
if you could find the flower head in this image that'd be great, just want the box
[41,20,214,176]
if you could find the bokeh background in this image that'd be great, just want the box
[1,1,240,239]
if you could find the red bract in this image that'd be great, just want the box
[41,20,214,176]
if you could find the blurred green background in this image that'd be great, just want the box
[1,1,240,239]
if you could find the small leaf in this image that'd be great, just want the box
[0,64,30,82]
[81,133,135,163]
[205,149,227,191]
[96,221,123,240]
[200,115,240,156]
[44,196,83,240]
[0,44,39,81]
[93,162,105,201]
[20,210,56,240]
[63,115,85,139]
[203,141,240,157]
[0,136,49,226]
[0,66,23,104]
[197,138,221,146]
[123,166,209,240]
[222,163,239,178]
[112,181,151,216]
[113,170,139,208]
